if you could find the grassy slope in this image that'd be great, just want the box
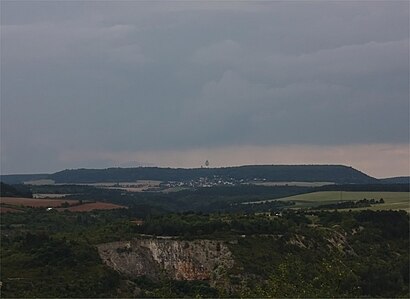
[275,191,410,211]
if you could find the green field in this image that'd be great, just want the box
[275,191,410,211]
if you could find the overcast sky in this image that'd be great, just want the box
[1,1,409,177]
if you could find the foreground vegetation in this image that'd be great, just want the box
[1,181,409,297]
[1,207,408,298]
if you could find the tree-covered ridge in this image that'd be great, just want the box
[48,164,376,184]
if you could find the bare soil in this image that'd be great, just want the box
[0,197,80,207]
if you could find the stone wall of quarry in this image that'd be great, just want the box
[97,238,234,284]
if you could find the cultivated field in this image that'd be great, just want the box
[24,179,55,185]
[100,180,163,192]
[33,193,71,199]
[251,181,334,187]
[275,191,410,211]
[58,202,126,212]
[0,207,23,213]
[0,197,126,212]
[0,197,80,208]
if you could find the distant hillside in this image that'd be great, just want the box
[0,174,49,184]
[48,165,377,184]
[379,176,410,184]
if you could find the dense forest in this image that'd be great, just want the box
[0,182,32,198]
[1,209,408,298]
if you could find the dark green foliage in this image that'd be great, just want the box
[181,185,310,197]
[24,181,407,219]
[228,200,294,213]
[30,184,97,194]
[0,209,137,244]
[353,210,409,239]
[0,182,33,197]
[229,210,409,298]
[134,277,220,298]
[1,232,120,298]
[135,211,308,237]
[1,204,408,298]
[314,198,385,210]
[47,184,310,215]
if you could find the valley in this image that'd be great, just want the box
[0,165,409,297]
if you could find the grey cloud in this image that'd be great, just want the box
[1,1,408,173]
[192,40,244,65]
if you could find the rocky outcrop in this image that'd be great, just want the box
[97,238,234,283]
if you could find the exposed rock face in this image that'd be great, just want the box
[97,238,234,283]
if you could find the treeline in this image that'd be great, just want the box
[314,198,384,210]
[30,184,96,194]
[0,182,32,198]
[226,200,294,214]
[176,185,311,197]
[136,211,311,237]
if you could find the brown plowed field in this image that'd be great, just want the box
[58,202,126,212]
[0,197,80,207]
[0,197,126,212]
[0,207,23,213]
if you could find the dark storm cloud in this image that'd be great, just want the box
[1,1,408,173]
